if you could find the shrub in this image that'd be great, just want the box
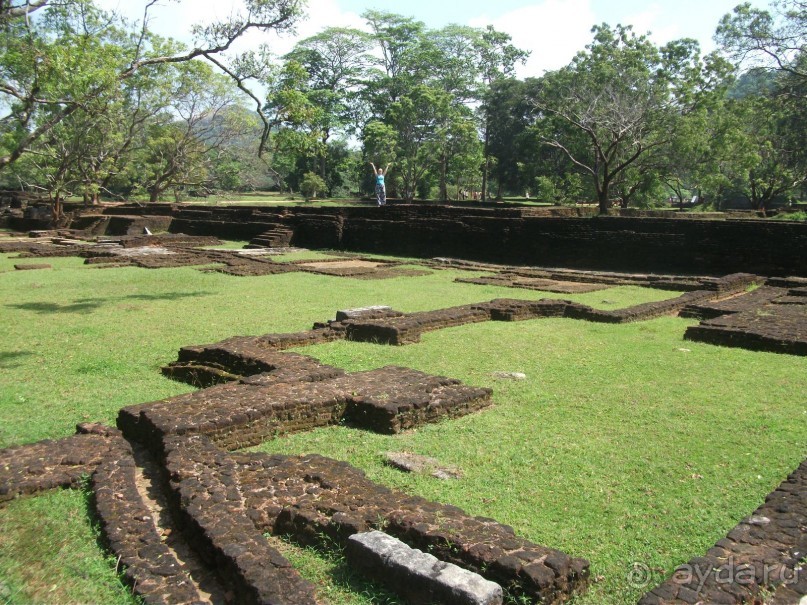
[300,172,327,200]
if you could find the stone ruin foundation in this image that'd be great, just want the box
[0,341,590,604]
[2,222,807,602]
[0,231,429,279]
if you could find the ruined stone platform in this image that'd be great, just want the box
[680,286,789,320]
[456,274,610,293]
[0,423,127,503]
[639,458,807,604]
[161,275,768,384]
[437,260,727,292]
[211,438,590,603]
[121,365,492,452]
[685,300,807,355]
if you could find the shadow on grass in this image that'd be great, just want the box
[6,291,212,314]
[74,291,212,303]
[274,534,402,605]
[0,351,34,369]
[6,301,103,314]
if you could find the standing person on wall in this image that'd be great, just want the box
[370,162,391,206]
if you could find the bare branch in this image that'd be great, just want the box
[0,0,49,21]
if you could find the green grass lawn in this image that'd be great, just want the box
[0,248,805,604]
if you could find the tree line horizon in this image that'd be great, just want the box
[0,0,804,215]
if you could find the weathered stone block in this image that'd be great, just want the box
[346,530,503,605]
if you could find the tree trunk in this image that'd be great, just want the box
[149,187,160,203]
[481,125,490,201]
[52,195,62,221]
[597,181,610,214]
[439,151,448,201]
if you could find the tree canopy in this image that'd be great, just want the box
[1,0,804,213]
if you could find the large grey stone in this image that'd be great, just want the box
[385,451,462,480]
[346,530,503,605]
[335,305,394,321]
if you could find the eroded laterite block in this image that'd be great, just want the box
[230,448,589,604]
[120,363,493,453]
[0,424,127,503]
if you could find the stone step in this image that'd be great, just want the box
[247,227,294,249]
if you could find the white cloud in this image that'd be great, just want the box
[620,3,681,47]
[258,0,367,55]
[469,0,597,78]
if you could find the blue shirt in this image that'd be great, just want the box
[376,174,385,186]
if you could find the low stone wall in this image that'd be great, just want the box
[456,274,609,293]
[346,303,493,345]
[121,364,492,452]
[166,341,341,387]
[164,435,321,605]
[0,423,127,503]
[232,445,590,603]
[92,445,206,605]
[161,278,762,379]
[639,458,807,604]
[99,203,807,276]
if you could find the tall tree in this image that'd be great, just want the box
[533,24,730,213]
[126,62,249,202]
[0,0,304,171]
[475,26,528,201]
[716,0,806,87]
[717,2,806,208]
[284,27,372,182]
[364,84,454,200]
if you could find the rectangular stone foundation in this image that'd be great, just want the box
[120,366,492,452]
[685,303,807,356]
[231,448,590,603]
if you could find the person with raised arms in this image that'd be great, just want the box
[369,161,391,206]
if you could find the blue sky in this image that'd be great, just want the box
[100,0,756,76]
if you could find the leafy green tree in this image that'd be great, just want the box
[358,16,524,201]
[124,62,249,202]
[283,27,372,188]
[717,3,806,208]
[0,0,304,172]
[484,77,543,197]
[299,171,326,200]
[362,10,435,111]
[475,26,529,200]
[716,0,805,87]
[726,94,806,210]
[365,85,454,200]
[533,24,731,213]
